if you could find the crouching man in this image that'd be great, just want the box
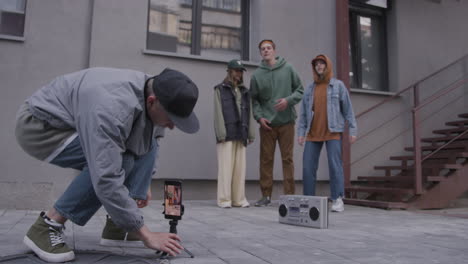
[15,67,199,262]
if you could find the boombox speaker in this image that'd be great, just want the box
[278,195,328,229]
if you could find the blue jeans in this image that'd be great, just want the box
[302,140,343,200]
[50,136,158,226]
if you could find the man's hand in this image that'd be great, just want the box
[274,98,288,112]
[137,225,183,256]
[297,136,305,146]
[349,135,357,144]
[136,189,152,208]
[259,118,272,130]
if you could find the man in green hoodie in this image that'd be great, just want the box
[250,39,304,206]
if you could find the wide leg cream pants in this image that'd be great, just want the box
[216,141,249,207]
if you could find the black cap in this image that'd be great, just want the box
[152,68,199,134]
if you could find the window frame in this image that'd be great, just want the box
[349,1,389,91]
[0,0,27,41]
[146,0,250,61]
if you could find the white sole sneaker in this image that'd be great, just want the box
[331,197,345,212]
[99,238,145,248]
[24,236,75,263]
[331,207,344,212]
[218,202,232,208]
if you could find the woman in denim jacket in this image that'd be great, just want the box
[297,54,357,212]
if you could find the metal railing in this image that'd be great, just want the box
[346,54,468,195]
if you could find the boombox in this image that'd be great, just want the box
[278,195,328,229]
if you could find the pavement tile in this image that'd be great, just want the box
[1,201,468,263]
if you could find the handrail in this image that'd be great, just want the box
[351,92,465,166]
[347,53,468,196]
[356,53,468,119]
[356,75,467,143]
[356,85,410,118]
[411,74,468,193]
[412,53,468,87]
[421,129,468,162]
[414,77,468,111]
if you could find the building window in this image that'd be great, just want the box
[349,1,388,91]
[0,0,26,37]
[147,0,250,60]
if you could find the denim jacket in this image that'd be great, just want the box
[297,78,357,138]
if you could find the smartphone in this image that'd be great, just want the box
[164,180,182,220]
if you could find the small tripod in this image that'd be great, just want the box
[162,219,194,258]
[157,205,194,259]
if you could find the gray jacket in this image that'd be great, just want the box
[297,78,358,138]
[27,67,153,231]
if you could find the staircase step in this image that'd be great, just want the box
[374,165,410,171]
[390,155,414,160]
[390,155,442,160]
[454,152,468,158]
[390,152,468,160]
[405,143,468,152]
[346,186,415,195]
[422,164,463,169]
[421,133,468,143]
[433,127,467,135]
[383,164,463,170]
[427,176,445,182]
[358,175,441,182]
[458,113,468,119]
[343,198,408,209]
[391,155,442,160]
[357,176,411,182]
[446,120,468,127]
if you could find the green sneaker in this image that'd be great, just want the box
[23,212,75,263]
[100,215,144,247]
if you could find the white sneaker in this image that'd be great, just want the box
[240,202,250,208]
[218,202,232,208]
[331,197,344,212]
[236,201,250,208]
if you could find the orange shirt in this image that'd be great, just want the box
[306,82,341,141]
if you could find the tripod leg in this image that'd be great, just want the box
[156,219,194,258]
[156,251,169,259]
[183,247,194,258]
[156,247,194,258]
[157,247,194,258]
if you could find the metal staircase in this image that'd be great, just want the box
[343,54,468,209]
[345,113,468,209]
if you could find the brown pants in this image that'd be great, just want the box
[259,122,295,197]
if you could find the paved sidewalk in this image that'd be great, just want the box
[1,201,468,264]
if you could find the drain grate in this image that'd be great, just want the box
[0,251,167,264]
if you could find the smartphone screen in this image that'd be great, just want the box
[164,181,182,219]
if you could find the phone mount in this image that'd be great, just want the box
[157,204,194,259]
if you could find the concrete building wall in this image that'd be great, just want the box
[1,0,467,208]
[86,0,337,184]
[0,0,93,209]
[391,0,468,89]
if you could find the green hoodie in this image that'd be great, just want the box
[250,56,304,126]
